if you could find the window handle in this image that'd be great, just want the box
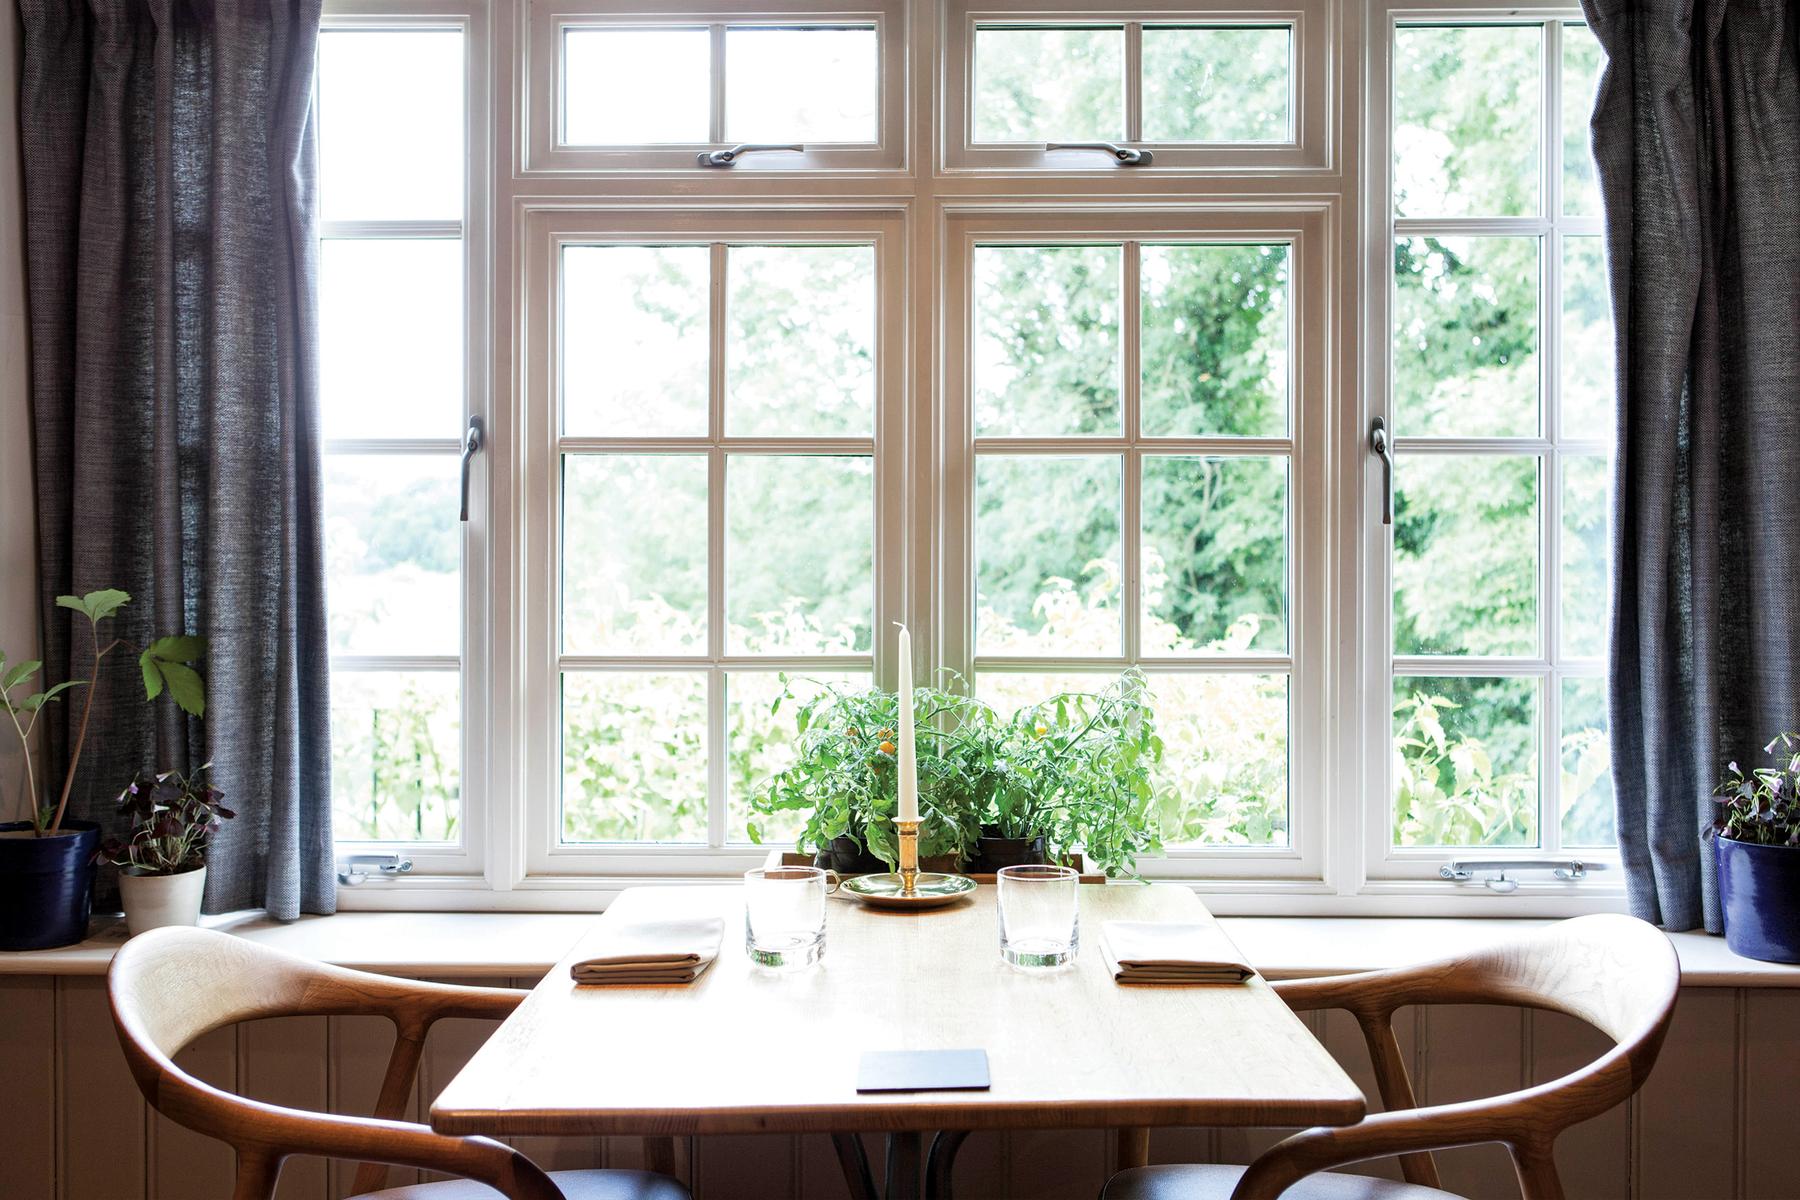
[696,143,805,167]
[1045,141,1154,165]
[459,415,483,523]
[1441,858,1605,893]
[1369,416,1394,525]
[338,853,414,886]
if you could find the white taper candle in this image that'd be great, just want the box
[896,623,919,822]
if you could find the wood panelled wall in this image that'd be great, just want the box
[3,976,1796,1200]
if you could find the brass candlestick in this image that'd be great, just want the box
[896,819,921,896]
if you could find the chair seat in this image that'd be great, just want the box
[1102,1164,1464,1200]
[353,1168,691,1200]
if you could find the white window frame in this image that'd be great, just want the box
[512,205,908,884]
[939,206,1335,893]
[519,0,911,174]
[1356,0,1623,909]
[940,0,1336,174]
[321,1,495,883]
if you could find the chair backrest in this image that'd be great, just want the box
[108,926,566,1200]
[1242,914,1680,1200]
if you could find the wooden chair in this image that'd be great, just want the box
[108,926,690,1200]
[1101,914,1680,1200]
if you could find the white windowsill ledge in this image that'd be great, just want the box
[2,910,1795,987]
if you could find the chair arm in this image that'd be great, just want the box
[1272,964,1447,1017]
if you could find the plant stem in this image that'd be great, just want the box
[5,700,38,833]
[48,623,120,835]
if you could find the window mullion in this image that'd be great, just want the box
[1124,22,1144,143]
[1122,241,1143,665]
[709,23,728,144]
[707,242,729,848]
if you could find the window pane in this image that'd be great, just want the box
[319,30,463,222]
[1393,675,1539,847]
[1394,455,1540,657]
[1152,672,1289,846]
[973,27,1123,142]
[976,455,1122,656]
[1560,675,1616,847]
[562,672,707,843]
[320,239,462,441]
[725,27,878,143]
[727,456,874,654]
[1560,454,1610,659]
[975,671,1118,717]
[1393,25,1540,218]
[562,455,707,655]
[325,455,460,657]
[1560,236,1616,439]
[1140,243,1289,437]
[1142,27,1291,143]
[1562,25,1605,217]
[1142,456,1288,654]
[1394,236,1540,438]
[729,671,868,844]
[975,245,1121,436]
[561,245,709,437]
[331,670,461,842]
[563,29,710,145]
[727,245,875,437]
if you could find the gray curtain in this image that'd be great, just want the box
[1583,0,1800,931]
[19,0,334,919]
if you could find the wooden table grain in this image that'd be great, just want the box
[430,882,1365,1142]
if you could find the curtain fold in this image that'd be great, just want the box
[19,0,334,919]
[1582,0,1800,931]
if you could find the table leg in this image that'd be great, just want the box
[832,1133,879,1200]
[924,1130,969,1200]
[1115,1127,1151,1170]
[884,1131,922,1200]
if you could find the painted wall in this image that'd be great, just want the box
[0,975,1796,1200]
[0,0,41,821]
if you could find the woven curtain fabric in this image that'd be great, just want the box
[1581,0,1800,931]
[20,0,334,919]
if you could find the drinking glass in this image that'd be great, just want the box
[743,866,833,970]
[996,864,1080,968]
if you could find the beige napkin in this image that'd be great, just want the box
[570,917,726,986]
[1100,920,1256,985]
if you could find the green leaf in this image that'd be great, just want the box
[56,588,131,623]
[140,653,164,702]
[147,635,206,663]
[19,681,83,713]
[2,660,40,692]
[155,660,206,717]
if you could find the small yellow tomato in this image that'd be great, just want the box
[879,740,896,756]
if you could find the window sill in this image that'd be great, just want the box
[2,908,1793,988]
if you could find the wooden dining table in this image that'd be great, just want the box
[430,882,1366,1199]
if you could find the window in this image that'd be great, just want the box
[944,0,1333,171]
[319,0,1622,913]
[1366,16,1615,886]
[525,1,907,172]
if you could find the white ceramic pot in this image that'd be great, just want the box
[119,866,207,936]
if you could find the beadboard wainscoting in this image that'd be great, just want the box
[2,974,1797,1200]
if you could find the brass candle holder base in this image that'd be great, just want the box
[896,819,921,896]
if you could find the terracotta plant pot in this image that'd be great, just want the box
[0,819,101,951]
[119,865,208,937]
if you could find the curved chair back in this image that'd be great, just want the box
[1242,914,1680,1200]
[109,926,566,1200]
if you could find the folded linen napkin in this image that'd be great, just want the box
[1100,920,1256,985]
[569,917,726,986]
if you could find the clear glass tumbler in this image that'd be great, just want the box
[996,863,1080,969]
[743,866,832,970]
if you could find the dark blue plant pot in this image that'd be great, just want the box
[1716,835,1800,964]
[0,820,101,951]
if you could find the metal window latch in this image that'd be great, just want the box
[338,853,415,886]
[696,143,805,167]
[1045,141,1154,165]
[1440,859,1605,893]
[459,415,483,523]
[1370,416,1394,525]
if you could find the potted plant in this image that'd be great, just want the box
[0,590,206,950]
[974,672,1164,878]
[96,765,233,935]
[747,680,989,871]
[1712,733,1800,963]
